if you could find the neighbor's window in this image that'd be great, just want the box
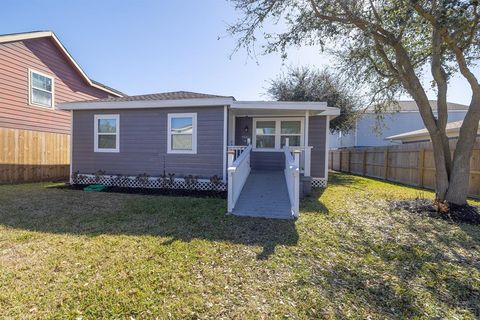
[255,121,276,148]
[29,70,54,108]
[94,114,119,152]
[280,121,302,147]
[168,113,197,154]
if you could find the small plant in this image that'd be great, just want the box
[159,173,175,188]
[184,175,198,190]
[210,175,221,186]
[135,173,149,187]
[94,170,105,182]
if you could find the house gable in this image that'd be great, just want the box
[0,32,123,134]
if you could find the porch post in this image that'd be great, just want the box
[294,150,300,168]
[304,147,311,177]
[228,150,235,167]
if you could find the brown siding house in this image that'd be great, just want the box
[0,31,123,183]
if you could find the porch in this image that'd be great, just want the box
[226,102,338,219]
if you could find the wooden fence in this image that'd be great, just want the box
[329,141,480,198]
[0,127,70,184]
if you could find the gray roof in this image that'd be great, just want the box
[385,120,477,142]
[368,100,468,112]
[80,91,234,103]
[90,80,126,97]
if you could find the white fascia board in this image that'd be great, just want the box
[58,97,236,110]
[231,101,328,110]
[313,107,341,117]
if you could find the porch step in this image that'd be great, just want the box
[232,170,293,219]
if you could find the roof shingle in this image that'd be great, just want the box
[80,91,234,103]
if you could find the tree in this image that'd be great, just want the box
[228,0,480,206]
[267,67,361,133]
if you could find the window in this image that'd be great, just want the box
[253,118,303,150]
[280,121,302,147]
[255,121,276,149]
[29,69,54,108]
[168,113,197,154]
[94,114,119,152]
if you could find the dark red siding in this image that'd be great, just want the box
[0,37,111,134]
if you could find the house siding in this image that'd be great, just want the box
[330,111,467,148]
[72,107,225,179]
[0,37,111,134]
[251,152,285,170]
[309,116,327,178]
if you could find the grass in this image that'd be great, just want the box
[0,173,479,319]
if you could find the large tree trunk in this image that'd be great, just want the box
[445,95,480,204]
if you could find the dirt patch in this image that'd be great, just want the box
[389,199,480,225]
[55,184,227,199]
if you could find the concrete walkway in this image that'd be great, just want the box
[232,170,293,219]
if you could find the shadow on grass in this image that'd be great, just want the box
[0,187,298,260]
[313,212,480,318]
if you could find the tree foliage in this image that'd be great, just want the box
[228,0,480,205]
[267,67,361,133]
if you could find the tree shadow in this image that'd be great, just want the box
[0,186,298,260]
[311,212,480,318]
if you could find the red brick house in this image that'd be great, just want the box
[0,31,124,183]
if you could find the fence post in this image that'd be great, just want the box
[339,151,343,172]
[418,148,425,187]
[228,150,235,167]
[347,150,351,172]
[383,149,389,180]
[363,150,367,176]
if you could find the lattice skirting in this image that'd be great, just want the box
[311,177,327,188]
[72,174,227,192]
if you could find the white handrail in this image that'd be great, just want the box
[227,144,252,212]
[227,145,248,160]
[284,145,300,217]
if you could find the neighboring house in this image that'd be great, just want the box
[59,94,340,219]
[0,31,123,183]
[386,120,480,144]
[329,100,469,149]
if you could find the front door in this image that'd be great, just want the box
[235,116,252,146]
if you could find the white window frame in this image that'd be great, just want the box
[28,68,55,109]
[94,114,120,153]
[252,117,304,151]
[167,113,197,154]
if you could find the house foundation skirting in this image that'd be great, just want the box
[72,174,227,191]
[311,177,327,188]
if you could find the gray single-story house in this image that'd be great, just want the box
[59,91,339,219]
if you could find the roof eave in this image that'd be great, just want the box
[58,97,236,110]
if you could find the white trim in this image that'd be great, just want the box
[167,113,197,154]
[69,110,73,184]
[325,116,330,180]
[28,68,55,109]
[223,106,228,182]
[94,114,120,153]
[59,98,235,110]
[0,31,122,97]
[305,111,309,147]
[232,101,327,110]
[252,117,304,151]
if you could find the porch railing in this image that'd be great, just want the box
[288,146,312,177]
[227,146,248,161]
[284,145,300,218]
[227,144,252,213]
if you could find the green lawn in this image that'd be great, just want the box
[0,173,479,319]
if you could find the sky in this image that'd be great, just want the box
[1,0,476,105]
